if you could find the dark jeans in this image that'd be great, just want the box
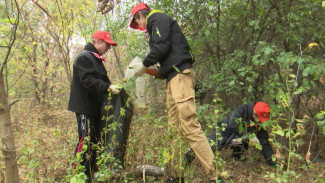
[73,114,100,178]
[185,122,248,164]
[208,123,234,152]
[209,121,250,154]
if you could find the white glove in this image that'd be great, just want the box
[131,62,147,77]
[108,85,121,94]
[231,138,243,145]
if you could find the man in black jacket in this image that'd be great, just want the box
[129,3,217,183]
[186,101,276,167]
[68,30,120,182]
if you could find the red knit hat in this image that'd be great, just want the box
[129,3,151,30]
[254,102,270,123]
[92,31,117,46]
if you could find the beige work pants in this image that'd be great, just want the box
[166,68,215,178]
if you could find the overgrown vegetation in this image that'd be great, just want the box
[0,0,324,182]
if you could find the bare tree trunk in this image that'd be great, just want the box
[1,1,21,181]
[30,37,42,104]
[0,75,20,183]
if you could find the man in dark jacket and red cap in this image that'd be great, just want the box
[186,101,276,167]
[68,30,120,182]
[129,3,218,183]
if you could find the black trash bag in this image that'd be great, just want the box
[99,89,133,168]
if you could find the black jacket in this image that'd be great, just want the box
[223,101,274,162]
[68,43,111,117]
[144,10,194,81]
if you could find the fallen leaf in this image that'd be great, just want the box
[220,171,229,178]
[305,150,311,164]
[308,43,319,51]
[296,119,304,123]
[276,148,281,160]
[319,76,324,84]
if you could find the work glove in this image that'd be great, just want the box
[108,85,121,94]
[146,67,160,78]
[131,62,147,77]
[231,138,243,145]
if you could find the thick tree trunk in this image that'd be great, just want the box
[0,75,20,183]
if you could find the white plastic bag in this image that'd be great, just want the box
[124,56,142,81]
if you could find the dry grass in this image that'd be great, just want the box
[1,100,76,182]
[0,99,324,183]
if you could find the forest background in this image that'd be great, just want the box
[1,0,325,182]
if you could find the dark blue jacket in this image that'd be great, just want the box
[222,101,274,163]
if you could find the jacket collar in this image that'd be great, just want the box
[146,10,163,24]
[248,101,255,121]
[84,43,99,54]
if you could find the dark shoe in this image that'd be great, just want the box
[185,150,195,165]
[166,177,185,183]
[210,177,225,183]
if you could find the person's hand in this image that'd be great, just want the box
[131,62,147,77]
[231,138,243,145]
[108,85,121,94]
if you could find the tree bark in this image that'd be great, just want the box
[136,164,165,177]
[112,46,124,78]
[0,75,20,183]
[1,0,21,182]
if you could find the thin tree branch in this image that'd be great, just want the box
[31,0,55,22]
[1,0,20,75]
[9,99,19,110]
[7,67,27,92]
[313,170,325,183]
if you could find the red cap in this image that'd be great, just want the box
[129,3,151,29]
[254,102,270,123]
[92,31,117,46]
